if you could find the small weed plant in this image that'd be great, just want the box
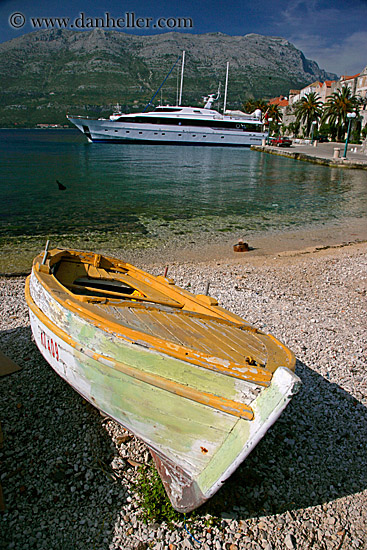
[135,465,182,524]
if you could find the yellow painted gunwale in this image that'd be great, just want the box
[25,275,254,420]
[31,249,295,386]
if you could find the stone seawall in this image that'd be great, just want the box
[251,145,367,170]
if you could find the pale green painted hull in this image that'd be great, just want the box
[27,262,301,512]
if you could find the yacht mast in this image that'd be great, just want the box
[178,51,185,106]
[223,62,229,114]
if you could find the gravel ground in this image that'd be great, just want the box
[0,242,366,550]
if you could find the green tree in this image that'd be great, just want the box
[322,85,360,141]
[288,120,300,137]
[243,99,255,112]
[293,92,323,137]
[356,95,367,111]
[266,104,282,123]
[243,99,267,113]
[264,104,282,135]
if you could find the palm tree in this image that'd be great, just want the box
[243,99,267,113]
[356,95,367,111]
[322,85,359,141]
[266,104,282,123]
[253,99,268,112]
[243,99,255,112]
[293,92,323,137]
[263,104,282,135]
[288,120,300,137]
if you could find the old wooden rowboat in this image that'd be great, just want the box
[25,247,301,512]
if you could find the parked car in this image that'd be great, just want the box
[269,136,292,147]
[316,134,329,142]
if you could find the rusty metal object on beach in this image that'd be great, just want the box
[233,240,249,252]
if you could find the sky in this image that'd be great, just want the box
[1,0,366,76]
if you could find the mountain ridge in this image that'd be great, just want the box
[0,29,338,126]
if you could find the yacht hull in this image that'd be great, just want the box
[67,116,267,147]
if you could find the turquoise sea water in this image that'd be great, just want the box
[1,129,366,272]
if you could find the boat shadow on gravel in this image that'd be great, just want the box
[206,358,367,519]
[0,326,130,549]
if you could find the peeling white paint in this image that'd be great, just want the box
[98,356,116,368]
[205,356,230,367]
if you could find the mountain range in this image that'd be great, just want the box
[0,29,338,126]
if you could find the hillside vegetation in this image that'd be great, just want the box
[0,29,337,126]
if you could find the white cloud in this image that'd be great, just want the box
[291,31,367,76]
[269,0,367,75]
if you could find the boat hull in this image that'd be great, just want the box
[67,116,267,147]
[26,265,301,512]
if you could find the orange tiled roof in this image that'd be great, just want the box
[341,73,360,80]
[268,96,289,107]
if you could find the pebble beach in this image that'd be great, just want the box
[1,236,366,550]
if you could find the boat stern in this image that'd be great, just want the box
[153,365,301,513]
[197,366,301,505]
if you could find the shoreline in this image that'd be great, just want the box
[104,216,367,271]
[1,216,367,276]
